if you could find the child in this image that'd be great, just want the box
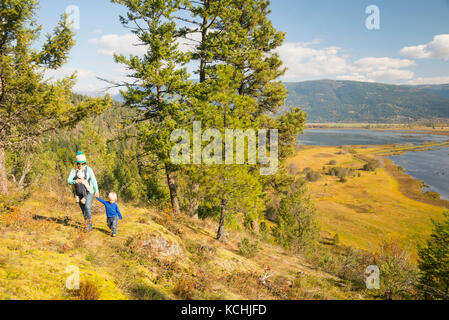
[74,170,92,205]
[95,192,123,237]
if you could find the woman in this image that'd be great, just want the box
[67,151,99,231]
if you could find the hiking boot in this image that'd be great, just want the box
[112,233,117,237]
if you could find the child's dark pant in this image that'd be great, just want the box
[107,216,118,234]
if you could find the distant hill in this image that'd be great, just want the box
[283,80,449,123]
[77,91,125,102]
[414,84,449,100]
[78,80,449,123]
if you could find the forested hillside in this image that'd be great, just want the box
[415,84,449,100]
[83,81,449,124]
[282,80,449,123]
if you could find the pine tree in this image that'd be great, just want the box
[192,65,264,241]
[0,0,110,195]
[175,0,308,239]
[215,0,287,114]
[113,0,310,242]
[418,211,449,299]
[272,174,318,251]
[174,0,234,218]
[112,0,193,215]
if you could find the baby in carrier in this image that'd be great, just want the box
[74,169,92,205]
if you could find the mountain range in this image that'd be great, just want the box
[283,80,449,123]
[79,80,449,123]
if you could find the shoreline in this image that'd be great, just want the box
[382,157,449,210]
[305,124,449,137]
[356,143,449,209]
[289,144,448,252]
[299,142,449,210]
[299,127,449,208]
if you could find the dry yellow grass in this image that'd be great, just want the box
[0,189,359,300]
[4,143,445,299]
[289,145,447,256]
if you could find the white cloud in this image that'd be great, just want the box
[44,67,124,94]
[277,41,416,82]
[351,57,415,72]
[70,36,449,91]
[400,45,430,59]
[336,73,372,82]
[400,34,449,60]
[89,33,148,56]
[407,76,449,85]
[276,42,348,79]
[367,69,415,81]
[90,31,202,58]
[177,32,202,53]
[347,57,415,81]
[45,67,96,80]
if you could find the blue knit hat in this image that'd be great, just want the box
[76,151,87,164]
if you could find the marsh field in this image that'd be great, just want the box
[290,128,449,256]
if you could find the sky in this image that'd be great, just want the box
[37,0,449,94]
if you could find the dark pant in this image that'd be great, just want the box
[75,183,88,199]
[79,192,94,230]
[107,216,118,235]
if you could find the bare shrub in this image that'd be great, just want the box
[174,277,196,300]
[373,241,418,300]
[72,280,100,300]
[306,170,321,182]
[238,238,259,257]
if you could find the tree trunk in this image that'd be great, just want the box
[188,182,200,218]
[165,163,180,215]
[18,156,31,188]
[216,199,227,241]
[0,147,8,196]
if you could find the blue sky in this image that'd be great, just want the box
[38,0,449,93]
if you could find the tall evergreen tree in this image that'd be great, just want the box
[113,0,310,242]
[0,0,110,195]
[190,65,264,240]
[175,0,233,218]
[216,0,287,114]
[180,0,308,239]
[112,0,192,215]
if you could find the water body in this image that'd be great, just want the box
[389,148,449,200]
[299,129,448,146]
[299,129,449,201]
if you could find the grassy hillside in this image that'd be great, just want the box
[0,190,360,300]
[3,142,447,300]
[283,80,449,123]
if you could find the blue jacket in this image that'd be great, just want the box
[96,197,123,219]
